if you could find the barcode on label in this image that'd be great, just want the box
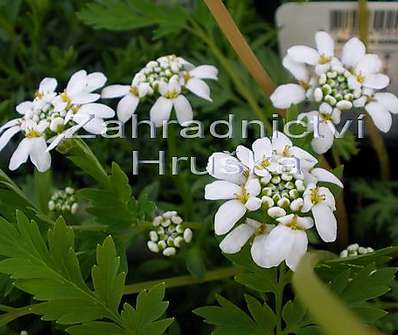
[330,9,398,33]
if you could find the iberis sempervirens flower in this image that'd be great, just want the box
[271,31,398,154]
[0,71,114,172]
[205,132,343,271]
[48,187,79,215]
[147,211,193,257]
[101,55,218,127]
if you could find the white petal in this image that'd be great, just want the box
[0,119,20,134]
[310,168,343,188]
[245,178,261,197]
[66,70,87,95]
[363,74,390,90]
[214,199,246,235]
[315,31,334,57]
[47,125,81,151]
[252,137,272,162]
[251,234,269,267]
[312,203,337,242]
[0,126,20,151]
[9,138,32,170]
[186,78,212,101]
[342,37,366,68]
[272,131,293,153]
[319,187,336,210]
[174,95,193,125]
[365,101,392,133]
[219,223,256,254]
[101,85,130,98]
[262,225,295,268]
[375,92,398,114]
[270,84,305,109]
[205,181,241,200]
[150,97,173,127]
[285,231,308,271]
[311,122,335,154]
[86,72,107,92]
[117,95,139,123]
[71,93,100,104]
[29,137,51,172]
[287,46,320,65]
[276,214,295,226]
[207,152,245,184]
[189,65,218,80]
[16,101,33,115]
[236,145,254,169]
[297,216,314,230]
[82,117,106,135]
[245,197,262,211]
[39,77,57,93]
[79,103,115,118]
[282,55,309,81]
[356,54,382,75]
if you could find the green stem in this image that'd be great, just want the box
[166,126,193,219]
[188,21,271,131]
[275,264,287,335]
[124,266,241,295]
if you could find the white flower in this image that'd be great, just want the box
[150,77,193,127]
[206,152,246,185]
[8,120,51,172]
[101,74,151,123]
[102,55,218,125]
[33,77,58,108]
[362,92,398,133]
[182,65,218,101]
[205,178,262,235]
[252,214,313,271]
[272,31,395,153]
[53,70,106,112]
[300,103,341,154]
[302,184,337,242]
[219,218,271,254]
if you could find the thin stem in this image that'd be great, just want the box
[124,266,241,295]
[358,0,390,180]
[188,21,271,130]
[202,0,275,96]
[275,264,287,335]
[166,127,193,219]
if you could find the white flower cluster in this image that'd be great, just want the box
[205,132,343,271]
[147,211,193,257]
[340,243,374,258]
[102,55,218,127]
[271,31,398,154]
[0,71,114,172]
[48,187,79,214]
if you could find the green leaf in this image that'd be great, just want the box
[0,212,173,333]
[185,246,206,279]
[194,294,274,335]
[78,0,189,37]
[34,169,53,214]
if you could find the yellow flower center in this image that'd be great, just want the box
[282,145,291,157]
[71,105,81,114]
[165,90,179,99]
[286,215,304,230]
[298,80,310,90]
[356,73,365,84]
[61,92,72,107]
[319,54,331,65]
[130,86,139,97]
[310,187,326,204]
[320,113,333,122]
[236,187,249,204]
[35,90,44,99]
[25,129,41,138]
[256,158,271,170]
[255,225,268,236]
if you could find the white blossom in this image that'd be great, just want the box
[271,31,397,153]
[102,55,218,126]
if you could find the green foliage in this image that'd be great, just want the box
[0,211,173,334]
[78,0,189,38]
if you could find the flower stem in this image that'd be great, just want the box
[358,0,391,180]
[124,266,241,295]
[275,264,288,335]
[202,0,275,97]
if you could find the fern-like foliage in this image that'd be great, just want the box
[0,211,173,334]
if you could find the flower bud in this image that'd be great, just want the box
[314,88,323,102]
[261,196,274,208]
[183,228,193,243]
[163,247,176,257]
[267,206,286,218]
[290,198,304,212]
[149,231,158,242]
[147,241,159,253]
